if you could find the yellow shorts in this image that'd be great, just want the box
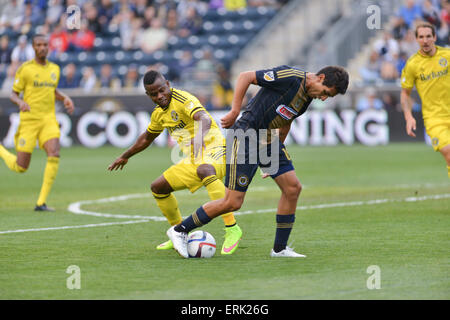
[163,147,226,193]
[425,118,450,152]
[15,117,60,153]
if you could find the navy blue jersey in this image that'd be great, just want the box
[233,65,312,131]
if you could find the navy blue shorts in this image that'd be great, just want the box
[224,133,294,192]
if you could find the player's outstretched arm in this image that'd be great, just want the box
[55,89,75,115]
[400,88,416,138]
[221,71,257,128]
[108,131,160,171]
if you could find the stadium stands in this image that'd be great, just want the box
[0,0,281,109]
[359,0,449,85]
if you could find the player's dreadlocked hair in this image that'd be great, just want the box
[316,66,349,95]
[143,70,164,85]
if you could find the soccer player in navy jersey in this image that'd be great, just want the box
[167,65,349,258]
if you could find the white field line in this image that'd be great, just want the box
[67,192,450,219]
[1,193,449,235]
[0,220,149,235]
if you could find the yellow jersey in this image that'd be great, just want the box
[12,59,60,121]
[147,88,225,157]
[401,46,450,122]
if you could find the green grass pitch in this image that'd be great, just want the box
[0,143,449,299]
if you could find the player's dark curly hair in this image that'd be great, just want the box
[316,66,349,95]
[32,33,47,44]
[143,70,164,85]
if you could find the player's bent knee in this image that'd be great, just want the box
[150,182,163,194]
[225,198,243,212]
[285,181,302,200]
[196,164,216,180]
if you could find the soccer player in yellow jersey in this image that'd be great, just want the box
[0,34,75,211]
[108,70,243,255]
[400,22,450,177]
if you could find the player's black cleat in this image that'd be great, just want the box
[34,203,55,212]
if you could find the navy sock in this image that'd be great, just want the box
[174,206,212,233]
[273,214,295,253]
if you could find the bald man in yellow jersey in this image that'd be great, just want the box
[0,34,74,211]
[401,22,450,177]
[108,70,243,255]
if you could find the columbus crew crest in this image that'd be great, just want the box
[431,137,439,147]
[171,111,179,121]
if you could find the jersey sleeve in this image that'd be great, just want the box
[12,64,26,93]
[182,95,206,119]
[147,109,164,134]
[255,65,303,94]
[400,60,415,89]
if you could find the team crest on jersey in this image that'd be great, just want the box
[276,104,298,120]
[431,137,439,147]
[237,174,249,187]
[50,72,57,81]
[171,111,179,121]
[263,71,275,82]
[19,138,26,147]
[439,58,447,67]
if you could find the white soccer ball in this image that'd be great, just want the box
[187,231,216,258]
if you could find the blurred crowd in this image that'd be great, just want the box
[360,0,450,85]
[0,0,285,110]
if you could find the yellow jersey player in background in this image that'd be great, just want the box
[108,70,243,255]
[0,34,75,211]
[400,22,450,178]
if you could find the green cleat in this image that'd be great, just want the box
[221,224,242,255]
[156,239,173,250]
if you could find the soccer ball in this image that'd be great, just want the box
[187,231,216,258]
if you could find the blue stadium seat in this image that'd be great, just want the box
[94,51,115,65]
[93,37,109,51]
[114,50,134,65]
[152,50,173,65]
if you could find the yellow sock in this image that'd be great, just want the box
[36,156,59,206]
[447,166,450,178]
[0,145,26,173]
[152,192,182,226]
[202,175,236,226]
